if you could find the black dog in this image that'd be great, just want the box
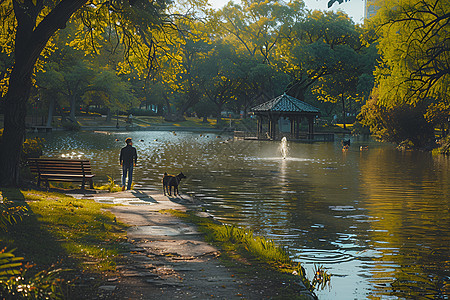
[162,172,186,197]
[342,139,351,147]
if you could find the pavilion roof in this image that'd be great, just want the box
[251,93,320,114]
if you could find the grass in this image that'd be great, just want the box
[94,176,124,192]
[0,188,129,274]
[75,114,254,130]
[162,209,330,299]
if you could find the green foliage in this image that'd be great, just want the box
[61,120,80,131]
[0,199,27,231]
[433,136,450,155]
[358,89,435,148]
[21,138,44,161]
[95,176,122,192]
[0,249,23,280]
[0,198,65,299]
[213,225,291,264]
[1,190,128,272]
[365,0,449,147]
[0,254,66,300]
[372,0,449,105]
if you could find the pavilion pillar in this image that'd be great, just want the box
[257,115,262,139]
[269,117,273,140]
[290,116,295,140]
[296,117,300,139]
[269,115,278,140]
[307,115,314,140]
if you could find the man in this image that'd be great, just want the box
[120,137,137,191]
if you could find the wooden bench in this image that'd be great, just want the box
[28,158,95,189]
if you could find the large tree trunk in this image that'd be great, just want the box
[163,93,171,114]
[0,0,88,186]
[46,98,55,128]
[69,95,77,121]
[0,68,31,186]
[106,107,112,122]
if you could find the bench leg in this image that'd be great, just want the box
[89,179,94,189]
[81,180,86,190]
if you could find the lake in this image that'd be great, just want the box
[34,130,450,299]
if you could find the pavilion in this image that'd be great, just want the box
[250,93,321,140]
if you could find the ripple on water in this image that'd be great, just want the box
[295,249,354,263]
[329,205,357,211]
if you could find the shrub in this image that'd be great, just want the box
[95,176,123,192]
[62,120,80,131]
[358,89,435,148]
[21,138,45,162]
[0,199,65,299]
[0,249,65,300]
[128,108,158,116]
[433,136,450,155]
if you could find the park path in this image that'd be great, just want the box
[74,190,261,299]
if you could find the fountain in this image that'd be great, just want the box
[279,137,288,159]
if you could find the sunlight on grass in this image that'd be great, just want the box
[2,190,129,273]
[335,123,353,129]
[161,209,330,293]
[95,176,123,192]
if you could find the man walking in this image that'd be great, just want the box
[120,137,137,191]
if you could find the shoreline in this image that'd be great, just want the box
[73,189,318,299]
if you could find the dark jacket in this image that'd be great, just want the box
[120,145,137,167]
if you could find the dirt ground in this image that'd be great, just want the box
[73,190,316,300]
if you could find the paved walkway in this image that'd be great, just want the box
[75,190,256,299]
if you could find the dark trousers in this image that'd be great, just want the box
[122,164,133,190]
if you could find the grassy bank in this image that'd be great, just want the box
[0,188,129,298]
[163,209,329,299]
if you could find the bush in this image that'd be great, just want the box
[358,90,435,149]
[433,136,450,155]
[62,120,80,131]
[0,249,65,300]
[95,176,124,192]
[22,138,44,161]
[128,108,158,116]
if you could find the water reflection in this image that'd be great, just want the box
[35,131,450,299]
[359,149,450,299]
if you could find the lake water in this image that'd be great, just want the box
[34,130,450,299]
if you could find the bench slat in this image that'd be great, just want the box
[28,158,95,189]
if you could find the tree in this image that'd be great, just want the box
[0,0,170,186]
[276,10,363,100]
[198,43,243,122]
[311,39,377,128]
[164,20,213,121]
[358,87,435,148]
[373,0,449,105]
[217,0,305,63]
[360,0,449,147]
[84,68,138,121]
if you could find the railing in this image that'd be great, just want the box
[234,131,334,141]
